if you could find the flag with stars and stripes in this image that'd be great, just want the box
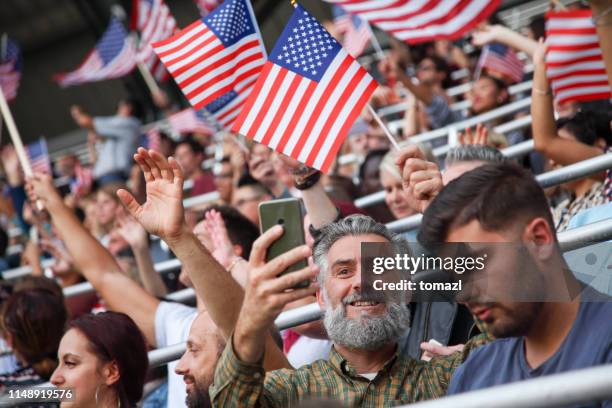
[232,4,379,173]
[204,88,249,130]
[332,6,371,58]
[26,139,51,174]
[132,0,178,81]
[54,17,136,87]
[323,0,500,44]
[476,43,524,84]
[0,37,22,101]
[167,108,215,135]
[152,0,266,111]
[545,9,611,105]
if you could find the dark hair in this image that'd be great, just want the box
[358,149,389,180]
[200,205,260,258]
[528,16,546,40]
[418,162,555,247]
[237,173,273,195]
[122,98,144,121]
[13,276,64,300]
[0,227,7,257]
[556,110,612,147]
[176,135,204,155]
[69,312,148,408]
[425,55,451,75]
[1,289,67,379]
[478,73,509,93]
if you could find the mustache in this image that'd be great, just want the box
[342,291,387,305]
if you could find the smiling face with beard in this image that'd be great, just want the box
[316,233,411,351]
[323,290,411,350]
[175,313,225,408]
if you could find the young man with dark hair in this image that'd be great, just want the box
[232,175,273,226]
[418,162,612,402]
[175,136,215,196]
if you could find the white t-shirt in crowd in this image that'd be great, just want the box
[286,336,333,368]
[155,301,198,408]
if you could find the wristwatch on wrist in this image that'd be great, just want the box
[294,170,321,190]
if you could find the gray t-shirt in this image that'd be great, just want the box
[448,289,612,407]
[93,115,141,178]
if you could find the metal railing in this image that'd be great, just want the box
[403,364,612,408]
[431,115,533,159]
[387,97,532,142]
[378,80,533,119]
[131,217,612,368]
[355,149,612,209]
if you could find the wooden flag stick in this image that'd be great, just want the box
[0,88,44,210]
[367,104,400,151]
[366,22,386,61]
[137,62,162,95]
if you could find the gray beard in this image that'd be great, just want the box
[322,291,411,350]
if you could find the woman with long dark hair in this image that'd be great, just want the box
[0,288,67,392]
[51,312,148,407]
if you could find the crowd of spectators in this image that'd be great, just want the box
[0,1,611,407]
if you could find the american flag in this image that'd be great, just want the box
[476,43,524,84]
[194,0,222,15]
[204,87,252,130]
[70,162,94,198]
[26,139,51,174]
[332,6,371,58]
[0,38,22,101]
[132,0,177,81]
[232,5,378,173]
[324,0,500,44]
[55,17,136,87]
[145,127,162,151]
[545,9,611,105]
[152,0,266,110]
[167,108,215,135]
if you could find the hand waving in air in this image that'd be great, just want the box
[458,123,489,146]
[115,211,149,251]
[203,209,236,269]
[117,148,186,243]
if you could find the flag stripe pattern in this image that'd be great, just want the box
[152,0,266,111]
[476,43,524,84]
[133,0,178,81]
[26,140,51,174]
[169,108,215,135]
[0,38,22,101]
[545,9,611,105]
[232,5,378,173]
[55,18,136,87]
[324,0,500,44]
[332,5,371,58]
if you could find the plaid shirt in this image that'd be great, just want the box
[210,333,490,407]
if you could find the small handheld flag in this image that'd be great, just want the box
[0,37,22,101]
[323,0,500,44]
[55,17,136,87]
[152,0,266,111]
[545,9,611,105]
[232,4,379,173]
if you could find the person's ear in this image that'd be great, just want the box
[316,283,325,309]
[103,360,120,387]
[522,217,555,260]
[497,89,509,104]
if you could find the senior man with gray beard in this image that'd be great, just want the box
[210,215,488,407]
